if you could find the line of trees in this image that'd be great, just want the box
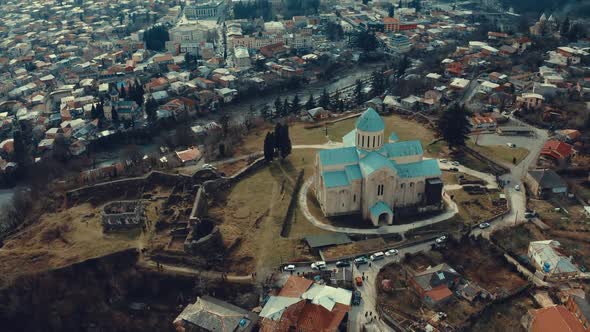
[264,123,292,161]
[233,0,272,20]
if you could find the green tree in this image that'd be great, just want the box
[305,93,316,110]
[145,96,158,124]
[560,16,570,36]
[264,132,275,161]
[261,104,272,120]
[397,55,410,77]
[274,96,283,116]
[119,86,126,99]
[283,98,290,116]
[319,89,331,109]
[438,103,471,149]
[143,25,170,51]
[12,130,30,171]
[388,5,395,17]
[290,94,301,114]
[371,70,386,96]
[350,30,378,52]
[354,80,364,105]
[274,123,292,158]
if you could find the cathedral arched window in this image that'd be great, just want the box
[410,182,414,188]
[400,183,405,189]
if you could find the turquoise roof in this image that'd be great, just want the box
[384,140,423,158]
[342,129,356,147]
[356,108,384,132]
[395,159,441,179]
[322,171,350,188]
[319,147,359,166]
[370,201,393,218]
[345,165,363,181]
[359,152,395,176]
[389,132,399,142]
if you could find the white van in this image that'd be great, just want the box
[370,252,384,261]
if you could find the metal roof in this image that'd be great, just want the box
[322,170,350,188]
[318,146,359,166]
[304,233,352,249]
[369,201,393,218]
[395,159,441,179]
[384,140,423,158]
[355,107,384,132]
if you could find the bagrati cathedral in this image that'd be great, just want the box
[530,13,559,37]
[313,108,444,227]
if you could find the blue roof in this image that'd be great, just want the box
[319,147,359,166]
[342,129,356,147]
[345,165,363,181]
[356,108,384,132]
[554,259,578,274]
[395,159,441,178]
[384,140,423,158]
[322,171,350,188]
[369,201,393,218]
[359,152,395,176]
[389,132,399,142]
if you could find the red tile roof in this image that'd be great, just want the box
[425,285,453,302]
[278,277,313,298]
[541,140,575,161]
[531,306,585,332]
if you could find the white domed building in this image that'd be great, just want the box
[314,108,444,226]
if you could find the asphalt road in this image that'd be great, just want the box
[471,115,549,238]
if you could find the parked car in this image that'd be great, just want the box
[451,161,460,166]
[514,184,520,191]
[283,264,296,271]
[336,260,351,267]
[478,222,491,229]
[370,252,385,261]
[449,167,459,172]
[506,143,516,148]
[385,249,399,256]
[354,256,368,266]
[202,163,216,170]
[352,290,362,305]
[355,276,363,287]
[440,159,448,163]
[435,236,447,244]
[311,261,327,270]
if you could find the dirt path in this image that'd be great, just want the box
[139,259,254,283]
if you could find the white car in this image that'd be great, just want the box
[451,161,460,166]
[478,222,491,229]
[202,163,216,170]
[385,249,399,257]
[514,184,521,191]
[283,264,296,271]
[435,236,447,244]
[311,261,327,270]
[440,159,448,163]
[506,143,516,148]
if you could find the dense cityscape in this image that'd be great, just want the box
[0,0,590,331]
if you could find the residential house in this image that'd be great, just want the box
[517,93,544,109]
[565,295,590,330]
[173,295,258,332]
[470,114,497,131]
[525,169,568,198]
[216,87,238,103]
[175,147,202,166]
[259,276,352,332]
[307,107,329,121]
[409,263,460,307]
[540,140,575,168]
[528,240,579,281]
[522,305,586,332]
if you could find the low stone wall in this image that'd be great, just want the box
[66,171,193,207]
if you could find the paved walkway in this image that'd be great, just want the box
[298,176,459,235]
[139,260,254,284]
